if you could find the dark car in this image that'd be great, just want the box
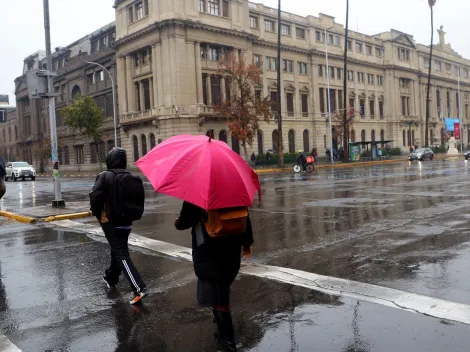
[465,150,470,160]
[409,148,434,161]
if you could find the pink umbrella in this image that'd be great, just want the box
[136,134,261,210]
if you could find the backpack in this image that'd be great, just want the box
[109,170,145,223]
[203,207,249,238]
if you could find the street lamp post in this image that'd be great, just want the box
[325,27,334,165]
[84,61,118,147]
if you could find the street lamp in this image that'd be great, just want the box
[84,61,118,147]
[324,26,335,165]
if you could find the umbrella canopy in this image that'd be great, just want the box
[136,134,261,210]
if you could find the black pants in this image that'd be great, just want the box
[101,223,146,294]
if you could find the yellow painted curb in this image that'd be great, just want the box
[44,211,92,223]
[0,210,37,224]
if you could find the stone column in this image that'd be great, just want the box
[126,55,136,111]
[195,42,203,104]
[207,75,212,105]
[149,78,154,107]
[155,43,164,106]
[139,81,145,111]
[151,44,159,107]
[221,76,226,102]
[117,57,128,114]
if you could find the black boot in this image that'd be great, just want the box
[213,309,237,352]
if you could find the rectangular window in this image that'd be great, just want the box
[254,55,262,68]
[318,65,323,77]
[99,70,104,82]
[286,93,294,116]
[357,72,364,83]
[360,99,365,117]
[319,88,325,114]
[282,59,293,73]
[222,0,229,17]
[424,57,430,68]
[143,79,151,110]
[135,1,144,21]
[211,75,221,105]
[464,69,469,78]
[466,104,469,119]
[356,42,363,53]
[375,47,383,57]
[330,67,335,78]
[202,73,208,105]
[297,62,307,75]
[0,111,5,123]
[401,96,407,116]
[142,50,148,65]
[105,94,113,117]
[301,94,308,117]
[338,90,343,111]
[134,53,139,67]
[367,73,374,85]
[265,20,275,32]
[328,34,334,45]
[348,70,354,82]
[270,91,277,112]
[377,75,384,86]
[435,60,442,71]
[379,101,384,118]
[330,89,336,112]
[296,27,305,39]
[315,31,325,42]
[208,46,221,61]
[369,100,375,116]
[334,35,340,46]
[398,47,410,61]
[445,63,452,72]
[281,24,291,36]
[250,16,258,28]
[266,57,277,70]
[347,40,352,50]
[455,65,460,76]
[91,40,98,53]
[88,73,95,85]
[100,35,108,49]
[199,0,205,12]
[336,68,342,80]
[208,0,220,15]
[128,6,134,23]
[366,45,372,55]
[225,77,231,101]
[75,146,84,165]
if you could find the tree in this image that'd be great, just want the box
[333,105,356,146]
[425,0,437,148]
[61,95,104,170]
[212,54,273,158]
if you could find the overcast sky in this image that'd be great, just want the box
[1,0,467,105]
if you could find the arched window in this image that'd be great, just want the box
[133,135,139,161]
[219,130,227,143]
[407,130,412,147]
[71,85,81,99]
[371,129,376,142]
[231,135,240,154]
[403,130,406,147]
[272,129,279,153]
[141,135,148,156]
[361,129,366,142]
[288,129,295,153]
[149,134,156,149]
[350,130,356,142]
[107,140,115,153]
[303,130,309,152]
[63,146,69,165]
[257,130,263,154]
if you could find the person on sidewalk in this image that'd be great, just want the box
[250,153,256,169]
[378,148,383,159]
[90,148,147,305]
[0,156,5,200]
[175,201,254,352]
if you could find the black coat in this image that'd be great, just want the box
[175,201,254,284]
[90,148,131,226]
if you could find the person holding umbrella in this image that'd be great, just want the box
[136,131,260,352]
[0,155,6,200]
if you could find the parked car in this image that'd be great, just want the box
[409,148,434,161]
[5,162,36,181]
[465,150,470,160]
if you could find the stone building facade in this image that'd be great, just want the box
[113,0,470,162]
[13,23,118,172]
[0,95,19,161]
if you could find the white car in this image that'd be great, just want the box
[5,162,36,181]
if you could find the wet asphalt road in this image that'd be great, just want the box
[2,159,470,351]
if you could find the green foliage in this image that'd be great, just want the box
[389,147,402,156]
[61,96,103,142]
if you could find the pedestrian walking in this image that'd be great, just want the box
[378,148,383,159]
[266,151,271,166]
[250,153,256,168]
[175,202,253,352]
[0,156,5,200]
[89,148,147,305]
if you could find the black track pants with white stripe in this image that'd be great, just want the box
[102,223,146,294]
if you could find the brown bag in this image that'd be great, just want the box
[203,207,249,238]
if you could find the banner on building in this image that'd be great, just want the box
[445,118,460,132]
[454,123,461,139]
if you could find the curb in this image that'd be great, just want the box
[43,211,93,223]
[0,210,37,224]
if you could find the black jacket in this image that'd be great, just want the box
[0,157,5,179]
[90,148,131,226]
[175,201,254,284]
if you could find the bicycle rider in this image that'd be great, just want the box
[296,150,307,170]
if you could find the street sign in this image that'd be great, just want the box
[454,123,461,139]
[25,70,60,99]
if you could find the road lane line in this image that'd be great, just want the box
[0,334,22,352]
[53,219,470,326]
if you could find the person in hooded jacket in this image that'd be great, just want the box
[90,148,147,305]
[175,201,254,352]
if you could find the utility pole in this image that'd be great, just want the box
[43,0,65,207]
[342,0,350,162]
[277,0,284,167]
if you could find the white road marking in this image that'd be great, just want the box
[0,334,22,352]
[54,219,470,326]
